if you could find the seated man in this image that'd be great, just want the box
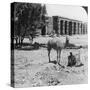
[67,52,76,67]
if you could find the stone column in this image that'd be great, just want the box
[72,22,74,35]
[83,24,85,34]
[81,23,83,34]
[67,21,69,35]
[85,23,87,34]
[69,21,72,35]
[58,19,60,35]
[63,20,65,35]
[79,23,81,34]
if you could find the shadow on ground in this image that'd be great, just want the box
[13,42,47,51]
[13,41,88,51]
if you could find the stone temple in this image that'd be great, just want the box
[41,5,88,36]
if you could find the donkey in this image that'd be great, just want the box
[47,36,69,67]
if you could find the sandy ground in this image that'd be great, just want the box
[13,35,88,88]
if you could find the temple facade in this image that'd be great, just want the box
[46,16,87,35]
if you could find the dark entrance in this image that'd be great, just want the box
[41,25,46,35]
[78,23,79,34]
[74,22,76,34]
[53,16,59,34]
[65,21,67,35]
[60,20,63,35]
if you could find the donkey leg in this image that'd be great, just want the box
[48,50,51,63]
[58,49,65,68]
[57,49,59,64]
[58,49,61,64]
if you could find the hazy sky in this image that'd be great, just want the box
[45,4,88,22]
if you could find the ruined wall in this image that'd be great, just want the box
[46,16,88,36]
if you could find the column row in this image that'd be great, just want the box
[57,20,87,35]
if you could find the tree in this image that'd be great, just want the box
[13,2,42,46]
[41,4,47,23]
[40,4,47,35]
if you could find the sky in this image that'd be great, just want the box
[45,4,88,22]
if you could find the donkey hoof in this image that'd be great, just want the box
[49,61,51,63]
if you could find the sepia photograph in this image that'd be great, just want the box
[11,2,88,88]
